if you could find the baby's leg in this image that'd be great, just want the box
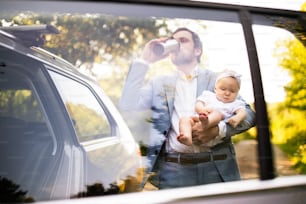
[207,110,223,128]
[177,116,195,146]
[198,112,209,129]
[202,110,223,129]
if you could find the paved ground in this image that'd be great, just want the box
[235,139,297,179]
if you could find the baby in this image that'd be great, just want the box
[177,70,247,147]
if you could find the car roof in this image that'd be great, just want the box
[0,24,95,83]
[0,24,59,47]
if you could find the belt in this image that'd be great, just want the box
[165,152,227,165]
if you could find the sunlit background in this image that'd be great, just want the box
[190,0,306,103]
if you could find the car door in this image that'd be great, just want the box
[48,68,142,197]
[0,46,84,202]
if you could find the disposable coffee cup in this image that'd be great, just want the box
[152,39,179,56]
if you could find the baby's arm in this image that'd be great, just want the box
[228,108,247,128]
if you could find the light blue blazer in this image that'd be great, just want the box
[119,60,256,181]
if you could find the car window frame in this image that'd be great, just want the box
[45,65,119,144]
[2,0,303,181]
[1,1,305,201]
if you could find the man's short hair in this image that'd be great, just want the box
[172,27,203,62]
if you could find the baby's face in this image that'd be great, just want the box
[215,77,240,103]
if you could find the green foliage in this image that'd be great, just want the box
[0,177,34,203]
[276,39,306,110]
[301,1,306,11]
[1,12,167,69]
[279,135,306,173]
[269,103,306,173]
[67,103,111,142]
[0,90,43,122]
[1,12,170,104]
[273,36,306,173]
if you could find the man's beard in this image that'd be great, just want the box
[171,52,194,66]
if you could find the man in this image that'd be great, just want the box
[119,27,255,189]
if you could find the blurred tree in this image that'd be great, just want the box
[301,1,306,11]
[269,102,306,173]
[0,90,44,122]
[271,4,306,173]
[0,12,167,72]
[67,103,111,142]
[0,177,34,203]
[276,38,306,110]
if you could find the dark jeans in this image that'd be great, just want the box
[156,142,240,189]
[158,159,224,189]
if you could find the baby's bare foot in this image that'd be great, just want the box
[177,133,192,146]
[199,112,208,127]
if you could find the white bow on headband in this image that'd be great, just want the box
[215,69,242,87]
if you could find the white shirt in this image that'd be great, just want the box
[166,67,227,153]
[167,68,198,153]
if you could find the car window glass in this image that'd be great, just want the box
[0,1,305,201]
[0,66,55,201]
[116,19,256,181]
[0,72,44,122]
[252,14,306,177]
[49,71,112,142]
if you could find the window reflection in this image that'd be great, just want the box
[252,15,306,176]
[49,71,112,142]
[0,2,304,201]
[0,68,54,202]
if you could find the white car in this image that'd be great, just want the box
[0,24,143,202]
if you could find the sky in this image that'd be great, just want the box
[192,0,305,11]
[90,0,306,103]
[188,0,305,103]
[164,18,293,103]
[201,21,292,103]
